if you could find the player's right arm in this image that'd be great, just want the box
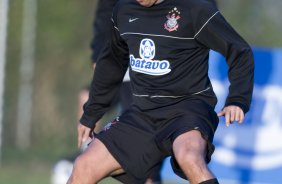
[78,15,129,147]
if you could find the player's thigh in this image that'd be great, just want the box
[75,138,123,176]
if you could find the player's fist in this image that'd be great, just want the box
[77,123,92,148]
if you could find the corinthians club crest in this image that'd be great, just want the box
[164,7,181,32]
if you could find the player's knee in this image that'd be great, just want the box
[176,148,202,166]
[173,131,206,156]
[71,155,100,183]
[73,155,82,167]
[73,154,92,175]
[173,137,207,170]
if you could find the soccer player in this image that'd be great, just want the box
[77,0,163,183]
[68,0,254,184]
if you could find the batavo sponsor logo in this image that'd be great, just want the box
[130,38,171,76]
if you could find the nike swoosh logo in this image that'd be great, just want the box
[129,18,139,22]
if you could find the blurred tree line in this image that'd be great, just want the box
[3,0,282,165]
[4,0,96,162]
[219,0,282,46]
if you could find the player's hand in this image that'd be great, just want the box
[77,123,93,148]
[217,105,244,127]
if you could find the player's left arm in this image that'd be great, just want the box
[194,6,254,125]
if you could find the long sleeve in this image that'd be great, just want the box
[80,20,129,129]
[193,3,254,113]
[91,0,117,63]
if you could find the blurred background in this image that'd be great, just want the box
[0,0,281,184]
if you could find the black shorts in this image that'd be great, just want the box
[96,98,219,183]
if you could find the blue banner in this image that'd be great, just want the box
[161,48,282,184]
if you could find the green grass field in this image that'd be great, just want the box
[0,160,179,184]
[0,161,119,184]
[0,161,51,184]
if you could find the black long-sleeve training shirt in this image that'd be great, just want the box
[81,0,254,129]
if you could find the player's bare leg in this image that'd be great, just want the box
[67,138,124,184]
[172,130,216,184]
